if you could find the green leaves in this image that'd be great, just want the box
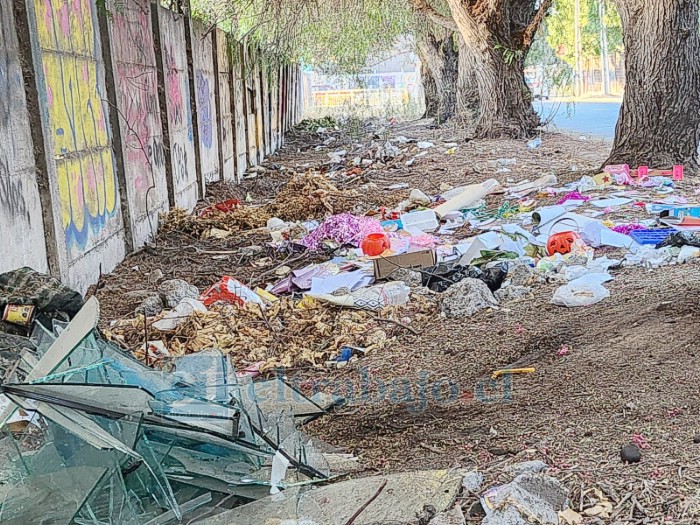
[190,0,414,75]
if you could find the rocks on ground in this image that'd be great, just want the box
[441,278,498,318]
[494,284,532,303]
[158,279,200,308]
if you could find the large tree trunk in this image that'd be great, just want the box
[416,29,458,123]
[606,0,700,169]
[456,34,479,117]
[469,41,538,137]
[445,0,543,138]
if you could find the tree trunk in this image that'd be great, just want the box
[446,0,541,138]
[416,30,458,123]
[420,60,441,119]
[456,34,479,117]
[606,0,700,169]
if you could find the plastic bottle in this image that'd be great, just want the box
[379,282,411,306]
[349,282,411,310]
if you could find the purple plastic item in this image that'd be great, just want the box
[557,191,590,205]
[612,224,648,236]
[299,213,384,251]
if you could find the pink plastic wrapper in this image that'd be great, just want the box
[409,233,439,248]
[299,213,384,251]
[612,223,647,235]
[556,191,590,205]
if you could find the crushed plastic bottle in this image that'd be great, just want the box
[353,282,410,309]
[308,281,410,310]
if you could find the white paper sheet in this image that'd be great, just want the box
[590,197,632,208]
[310,270,366,295]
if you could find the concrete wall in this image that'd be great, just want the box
[243,45,258,167]
[270,65,280,153]
[191,21,220,186]
[26,0,127,292]
[231,44,247,181]
[0,3,50,275]
[154,6,198,211]
[253,59,265,164]
[261,65,271,156]
[215,29,235,182]
[105,0,169,248]
[3,3,302,292]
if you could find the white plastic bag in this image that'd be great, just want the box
[152,298,207,331]
[551,282,610,307]
[678,245,700,263]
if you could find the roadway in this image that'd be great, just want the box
[534,100,622,139]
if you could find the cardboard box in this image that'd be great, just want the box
[373,249,436,279]
[660,206,700,227]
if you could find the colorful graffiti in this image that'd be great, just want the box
[195,71,213,148]
[34,0,118,250]
[165,43,193,142]
[111,1,166,220]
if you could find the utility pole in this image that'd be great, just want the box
[574,0,583,97]
[598,0,611,95]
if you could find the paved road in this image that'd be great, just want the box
[534,101,621,139]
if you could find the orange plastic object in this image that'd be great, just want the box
[546,231,581,256]
[361,233,390,256]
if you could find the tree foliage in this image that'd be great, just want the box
[190,0,416,75]
[546,0,622,66]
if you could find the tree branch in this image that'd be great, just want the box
[521,0,553,48]
[410,0,458,32]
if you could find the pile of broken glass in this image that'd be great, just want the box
[0,297,344,524]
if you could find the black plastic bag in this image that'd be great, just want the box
[422,261,508,293]
[656,231,700,249]
[469,262,508,292]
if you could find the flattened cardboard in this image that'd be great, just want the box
[373,250,436,279]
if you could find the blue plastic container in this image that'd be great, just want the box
[629,228,676,245]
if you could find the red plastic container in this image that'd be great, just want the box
[361,233,390,256]
[546,231,581,256]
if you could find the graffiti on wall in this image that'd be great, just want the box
[164,44,193,140]
[195,70,213,149]
[111,2,166,214]
[34,0,118,250]
[0,7,28,222]
[0,158,29,223]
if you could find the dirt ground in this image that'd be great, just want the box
[92,119,700,524]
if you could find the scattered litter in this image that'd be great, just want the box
[151,297,207,331]
[491,367,535,380]
[300,213,384,251]
[158,279,199,308]
[481,473,568,525]
[551,280,610,307]
[311,281,410,310]
[527,137,542,150]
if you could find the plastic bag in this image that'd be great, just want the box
[678,245,700,263]
[623,246,674,268]
[551,282,610,307]
[152,298,207,331]
[656,231,700,249]
[199,276,265,308]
